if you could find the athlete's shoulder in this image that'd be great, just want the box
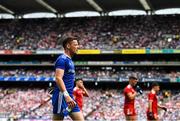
[150,90,156,95]
[55,54,67,63]
[57,54,67,60]
[127,85,132,89]
[124,84,132,90]
[124,85,133,93]
[73,87,79,95]
[74,87,81,91]
[73,87,78,91]
[55,54,68,69]
[148,90,156,98]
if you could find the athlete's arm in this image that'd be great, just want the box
[148,93,154,112]
[73,95,76,100]
[55,68,76,108]
[82,87,89,97]
[148,100,153,112]
[158,104,167,111]
[55,69,66,92]
[127,92,136,100]
[80,83,89,97]
[73,89,77,100]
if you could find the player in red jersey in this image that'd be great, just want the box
[147,82,167,121]
[73,78,89,111]
[123,76,138,121]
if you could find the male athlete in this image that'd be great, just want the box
[73,78,89,111]
[147,82,167,121]
[123,76,138,121]
[52,37,84,121]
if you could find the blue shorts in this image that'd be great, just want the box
[52,89,80,116]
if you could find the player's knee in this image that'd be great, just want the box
[53,114,64,121]
[126,115,136,121]
[70,112,84,121]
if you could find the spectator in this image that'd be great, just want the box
[0,15,180,50]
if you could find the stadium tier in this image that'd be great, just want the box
[0,89,179,120]
[0,69,179,82]
[0,15,180,50]
[1,1,180,120]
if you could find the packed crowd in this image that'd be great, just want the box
[0,69,179,82]
[0,89,6,99]
[0,15,180,50]
[86,90,180,121]
[23,99,52,120]
[0,88,50,119]
[0,88,179,120]
[76,68,180,81]
[0,69,54,77]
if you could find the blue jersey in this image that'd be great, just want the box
[52,54,80,116]
[54,54,75,95]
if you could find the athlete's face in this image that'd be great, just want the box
[68,40,79,54]
[77,80,83,88]
[154,86,160,93]
[131,79,138,87]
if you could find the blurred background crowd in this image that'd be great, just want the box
[0,69,179,82]
[0,88,179,120]
[0,15,180,50]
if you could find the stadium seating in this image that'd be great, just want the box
[0,69,179,82]
[0,15,180,50]
[0,89,179,120]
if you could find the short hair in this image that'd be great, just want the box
[129,76,137,80]
[75,78,83,84]
[151,82,159,88]
[62,36,78,49]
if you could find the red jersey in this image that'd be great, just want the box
[123,84,136,116]
[147,90,158,115]
[73,87,84,110]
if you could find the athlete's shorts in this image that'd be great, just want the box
[52,89,80,116]
[124,108,136,116]
[147,112,158,120]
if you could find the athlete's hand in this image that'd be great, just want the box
[154,114,158,120]
[148,112,154,120]
[135,85,143,95]
[65,95,76,109]
[161,107,167,112]
[134,91,137,96]
[79,83,85,89]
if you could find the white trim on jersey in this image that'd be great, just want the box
[57,92,63,113]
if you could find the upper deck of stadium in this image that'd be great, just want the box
[0,0,180,17]
[0,0,180,51]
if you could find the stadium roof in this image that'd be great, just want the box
[0,0,180,16]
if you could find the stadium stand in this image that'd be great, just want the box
[0,1,180,121]
[0,15,180,50]
[0,89,179,120]
[0,69,179,82]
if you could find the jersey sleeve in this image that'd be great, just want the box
[124,87,131,95]
[148,93,154,101]
[73,89,78,98]
[55,57,65,70]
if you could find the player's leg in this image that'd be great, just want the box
[130,115,137,121]
[125,115,136,121]
[53,114,64,121]
[69,111,84,121]
[147,112,159,121]
[52,91,64,121]
[69,104,84,121]
[125,108,137,121]
[125,112,137,121]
